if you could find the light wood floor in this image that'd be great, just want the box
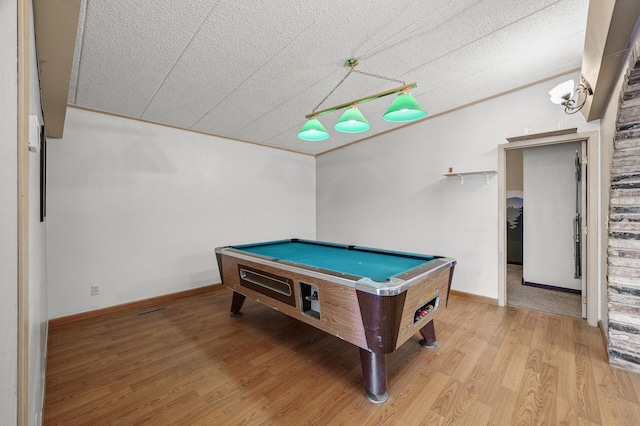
[44,288,640,425]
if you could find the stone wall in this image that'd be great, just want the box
[608,41,640,372]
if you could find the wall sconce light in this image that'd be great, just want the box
[297,59,427,141]
[548,76,593,114]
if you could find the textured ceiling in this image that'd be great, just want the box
[68,0,589,156]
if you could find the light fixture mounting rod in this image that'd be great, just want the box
[305,82,417,119]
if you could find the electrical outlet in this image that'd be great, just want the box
[91,285,99,296]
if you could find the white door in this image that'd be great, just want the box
[522,142,583,295]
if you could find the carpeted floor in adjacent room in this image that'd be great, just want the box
[506,264,582,318]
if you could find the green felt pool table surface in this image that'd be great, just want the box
[232,239,437,283]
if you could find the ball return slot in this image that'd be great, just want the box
[300,282,321,320]
[413,294,439,324]
[238,265,296,307]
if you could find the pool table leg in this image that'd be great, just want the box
[230,291,246,317]
[359,348,388,403]
[419,319,437,348]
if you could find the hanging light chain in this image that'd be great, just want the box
[352,69,405,85]
[311,62,406,114]
[311,66,355,114]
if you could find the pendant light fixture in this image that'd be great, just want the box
[334,105,370,133]
[383,91,428,122]
[297,59,427,141]
[297,116,329,141]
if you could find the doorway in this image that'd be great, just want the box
[498,131,598,326]
[505,143,584,318]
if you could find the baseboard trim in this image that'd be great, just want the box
[39,320,49,426]
[599,320,609,360]
[522,279,581,295]
[49,284,222,327]
[449,289,498,305]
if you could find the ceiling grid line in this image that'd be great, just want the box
[399,0,571,81]
[70,0,89,104]
[191,18,321,130]
[358,0,457,60]
[139,0,221,119]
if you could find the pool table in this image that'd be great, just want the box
[215,239,456,403]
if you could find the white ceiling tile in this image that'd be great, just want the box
[64,0,590,155]
[72,0,216,116]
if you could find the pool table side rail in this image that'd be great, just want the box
[354,258,456,296]
[217,246,455,296]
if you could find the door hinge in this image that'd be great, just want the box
[583,296,587,304]
[582,226,588,235]
[582,155,588,165]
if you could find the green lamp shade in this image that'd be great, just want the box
[383,92,427,122]
[298,117,329,141]
[334,106,370,133]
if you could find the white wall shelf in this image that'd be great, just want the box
[442,170,497,185]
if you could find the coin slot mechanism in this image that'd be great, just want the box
[300,282,320,320]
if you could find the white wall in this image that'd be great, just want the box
[28,5,48,424]
[317,72,599,300]
[0,0,19,422]
[47,108,316,318]
[522,142,582,290]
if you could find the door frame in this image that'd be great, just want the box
[498,131,599,326]
[18,0,30,422]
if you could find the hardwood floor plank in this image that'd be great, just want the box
[429,378,462,417]
[592,354,640,426]
[499,343,530,391]
[556,397,583,426]
[444,365,492,424]
[485,385,518,425]
[558,348,578,401]
[449,400,492,426]
[293,370,361,425]
[452,338,488,382]
[487,306,518,348]
[391,371,450,425]
[538,362,559,424]
[43,293,640,425]
[539,316,563,366]
[614,368,640,403]
[511,359,540,424]
[574,342,603,423]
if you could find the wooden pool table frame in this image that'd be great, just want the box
[215,241,456,403]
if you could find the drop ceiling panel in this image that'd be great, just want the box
[72,0,215,117]
[140,1,322,129]
[66,0,590,156]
